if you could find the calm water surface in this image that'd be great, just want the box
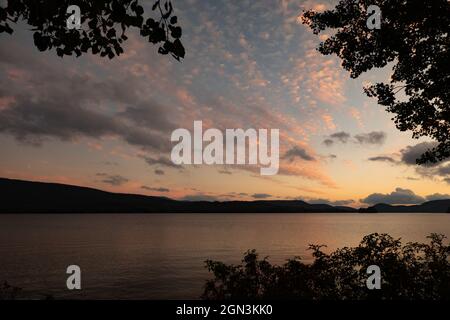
[1,213,449,299]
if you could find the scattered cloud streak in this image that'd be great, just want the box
[283,146,315,161]
[368,156,397,163]
[252,193,272,199]
[354,131,386,145]
[141,186,170,192]
[180,194,218,202]
[324,131,386,146]
[141,156,180,169]
[96,173,129,186]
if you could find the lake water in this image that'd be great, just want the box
[1,213,449,299]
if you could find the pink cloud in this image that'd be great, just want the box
[321,113,336,130]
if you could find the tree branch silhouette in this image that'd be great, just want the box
[0,0,185,60]
[302,0,449,164]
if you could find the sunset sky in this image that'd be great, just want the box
[1,0,449,207]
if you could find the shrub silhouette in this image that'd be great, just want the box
[202,233,450,300]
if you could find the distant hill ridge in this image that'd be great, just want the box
[362,201,450,213]
[0,177,449,213]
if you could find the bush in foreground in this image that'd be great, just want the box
[202,233,450,300]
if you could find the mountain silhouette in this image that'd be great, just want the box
[0,177,356,213]
[0,177,448,213]
[362,201,450,213]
